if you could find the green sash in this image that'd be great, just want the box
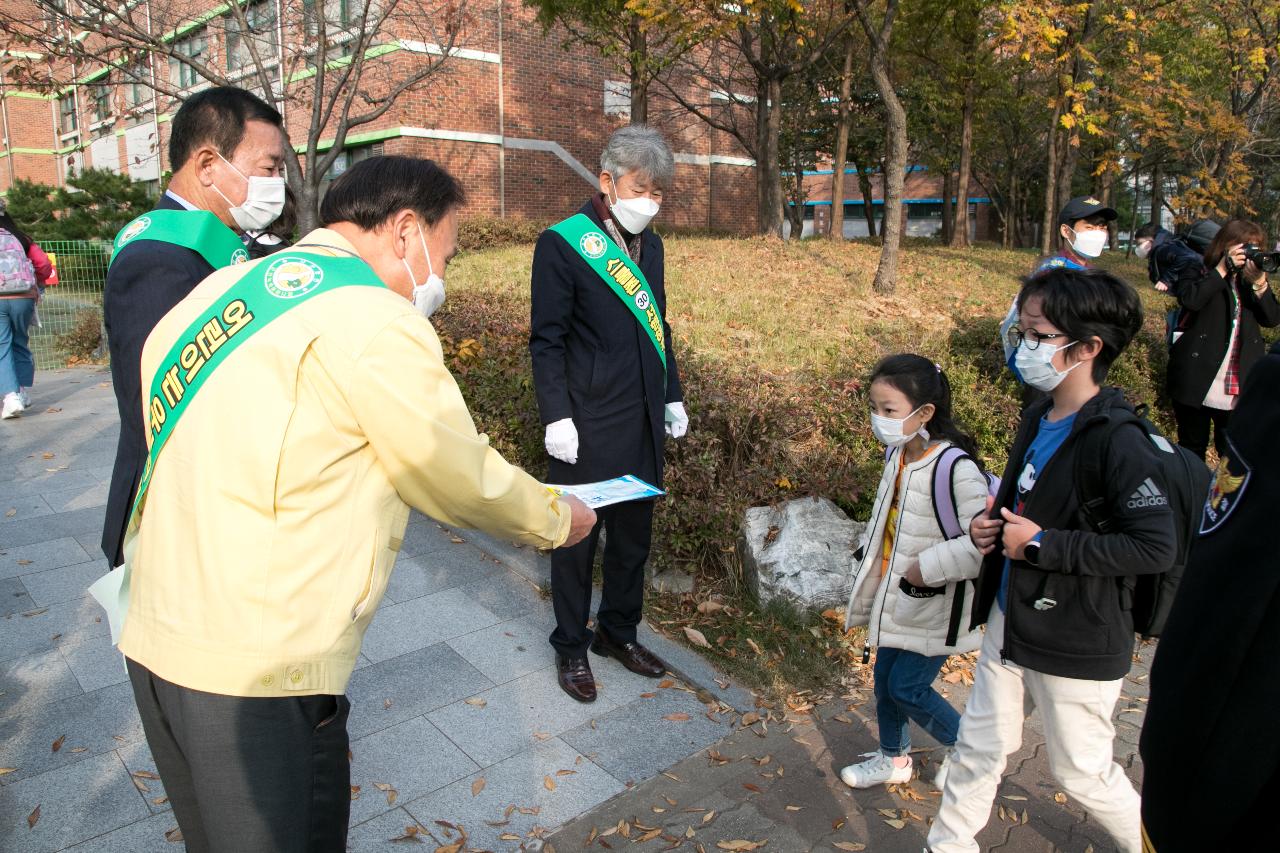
[549,214,667,373]
[111,209,250,269]
[89,251,385,644]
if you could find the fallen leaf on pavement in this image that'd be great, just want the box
[556,769,576,776]
[664,713,690,722]
[544,775,556,791]
[28,805,40,829]
[740,712,760,727]
[702,811,716,824]
[5,509,15,518]
[785,805,801,811]
[683,627,711,649]
[0,768,16,776]
[389,824,422,843]
[832,843,866,851]
[715,841,764,851]
[884,819,906,829]
[742,783,762,793]
[164,826,183,843]
[1054,792,1068,804]
[51,735,65,753]
[533,731,552,740]
[152,796,169,806]
[464,697,487,708]
[132,770,160,780]
[658,679,675,689]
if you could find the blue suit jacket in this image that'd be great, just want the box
[101,195,218,566]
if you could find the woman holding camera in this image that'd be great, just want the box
[1167,219,1280,460]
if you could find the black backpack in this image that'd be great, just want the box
[1073,399,1211,638]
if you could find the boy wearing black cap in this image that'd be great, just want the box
[1001,196,1118,384]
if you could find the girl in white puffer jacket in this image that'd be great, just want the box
[841,354,990,791]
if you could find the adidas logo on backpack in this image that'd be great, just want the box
[1127,478,1170,509]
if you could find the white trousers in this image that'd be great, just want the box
[927,604,1141,853]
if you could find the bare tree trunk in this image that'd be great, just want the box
[950,74,974,248]
[851,153,877,237]
[629,15,648,125]
[941,168,955,244]
[1149,163,1163,225]
[1040,104,1061,255]
[756,75,785,237]
[298,177,320,235]
[829,36,855,241]
[1099,167,1115,248]
[1056,134,1077,222]
[860,0,905,293]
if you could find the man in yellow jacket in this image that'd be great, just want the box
[118,155,595,852]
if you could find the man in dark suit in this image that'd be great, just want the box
[102,87,286,568]
[530,125,687,703]
[1140,340,1280,851]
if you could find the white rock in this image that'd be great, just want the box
[649,568,695,595]
[739,496,866,611]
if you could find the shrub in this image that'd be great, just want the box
[457,217,548,253]
[59,310,104,363]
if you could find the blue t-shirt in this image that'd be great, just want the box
[998,412,1077,610]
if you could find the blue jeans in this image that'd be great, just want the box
[0,298,36,396]
[874,647,960,756]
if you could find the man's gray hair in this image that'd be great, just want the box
[600,125,675,188]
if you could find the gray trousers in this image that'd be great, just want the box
[127,659,351,853]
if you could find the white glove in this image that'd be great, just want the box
[545,418,579,464]
[664,402,689,439]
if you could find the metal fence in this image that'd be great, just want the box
[29,240,110,370]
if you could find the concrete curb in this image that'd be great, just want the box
[462,528,758,715]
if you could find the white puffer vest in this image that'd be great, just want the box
[844,440,988,657]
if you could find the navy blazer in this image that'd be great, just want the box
[101,195,217,566]
[529,200,682,488]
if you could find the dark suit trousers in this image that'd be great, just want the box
[549,498,654,658]
[127,659,351,853]
[1173,401,1231,460]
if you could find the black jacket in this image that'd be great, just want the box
[1166,265,1280,407]
[971,389,1177,681]
[101,195,216,566]
[1147,230,1203,294]
[529,199,682,487]
[1141,342,1280,851]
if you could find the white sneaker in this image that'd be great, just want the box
[931,748,953,791]
[18,387,30,407]
[840,751,913,789]
[1,392,23,419]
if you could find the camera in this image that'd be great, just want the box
[1242,244,1280,273]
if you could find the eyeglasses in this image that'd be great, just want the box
[1007,324,1070,351]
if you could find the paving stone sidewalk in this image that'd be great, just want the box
[547,644,1153,853]
[0,367,751,852]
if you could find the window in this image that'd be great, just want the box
[226,1,279,72]
[89,84,113,125]
[843,202,883,220]
[58,92,78,135]
[907,203,944,221]
[123,65,152,113]
[320,142,383,195]
[170,28,209,90]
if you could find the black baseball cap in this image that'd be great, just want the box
[1058,196,1118,226]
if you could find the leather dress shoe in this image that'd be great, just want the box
[590,626,666,678]
[556,655,597,703]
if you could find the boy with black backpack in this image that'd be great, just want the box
[927,268,1182,853]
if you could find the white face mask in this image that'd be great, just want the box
[1015,339,1082,392]
[607,177,660,234]
[1134,240,1152,260]
[1069,227,1108,258]
[212,153,286,232]
[402,222,446,318]
[870,406,927,448]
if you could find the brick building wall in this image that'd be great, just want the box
[0,0,760,233]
